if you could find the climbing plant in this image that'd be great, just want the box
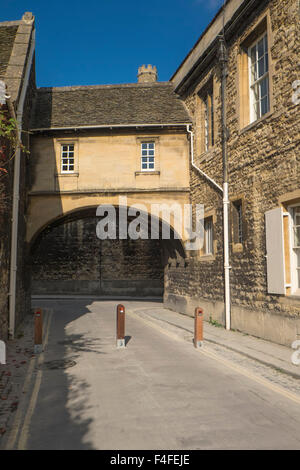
[0,107,22,174]
[0,106,29,211]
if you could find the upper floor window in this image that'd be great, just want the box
[198,82,214,153]
[204,89,214,151]
[141,142,155,171]
[238,17,272,130]
[61,144,75,173]
[249,33,270,123]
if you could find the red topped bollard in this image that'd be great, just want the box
[116,304,125,348]
[194,307,203,348]
[34,308,43,354]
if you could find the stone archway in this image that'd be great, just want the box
[26,192,191,245]
[29,206,186,298]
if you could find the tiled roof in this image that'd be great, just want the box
[0,15,35,105]
[0,25,18,78]
[31,82,191,129]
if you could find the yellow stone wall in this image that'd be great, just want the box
[27,129,191,243]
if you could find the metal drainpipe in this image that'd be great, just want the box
[219,35,231,331]
[186,35,231,331]
[187,125,223,193]
[8,29,35,339]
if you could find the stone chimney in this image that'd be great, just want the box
[137,65,157,83]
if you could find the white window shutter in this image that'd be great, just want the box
[265,207,286,294]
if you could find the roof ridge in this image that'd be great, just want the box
[36,82,174,93]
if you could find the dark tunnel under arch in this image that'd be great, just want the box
[30,206,186,298]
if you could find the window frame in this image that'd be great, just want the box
[237,202,243,244]
[60,143,75,174]
[248,32,270,124]
[288,204,300,296]
[232,199,244,245]
[238,14,273,131]
[197,79,215,154]
[204,217,213,255]
[204,90,214,151]
[140,141,155,172]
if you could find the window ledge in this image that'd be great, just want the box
[288,293,300,299]
[279,295,300,307]
[55,172,79,177]
[135,171,160,176]
[239,110,273,135]
[199,254,215,262]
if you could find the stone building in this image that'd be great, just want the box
[0,13,36,339]
[27,70,191,298]
[168,0,300,345]
[0,1,299,346]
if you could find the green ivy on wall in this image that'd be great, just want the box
[0,107,29,175]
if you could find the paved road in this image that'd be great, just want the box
[5,300,300,450]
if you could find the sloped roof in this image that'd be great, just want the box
[0,15,35,105]
[31,82,191,130]
[0,24,18,78]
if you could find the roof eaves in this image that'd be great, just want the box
[31,122,192,132]
[170,0,264,93]
[170,0,228,83]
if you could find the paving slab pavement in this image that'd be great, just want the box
[0,312,35,438]
[124,302,300,379]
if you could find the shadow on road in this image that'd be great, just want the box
[27,299,105,450]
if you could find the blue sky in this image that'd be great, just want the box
[2,0,224,87]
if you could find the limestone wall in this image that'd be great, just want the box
[166,0,300,346]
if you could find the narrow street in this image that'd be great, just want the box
[1,0,299,455]
[3,300,300,450]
